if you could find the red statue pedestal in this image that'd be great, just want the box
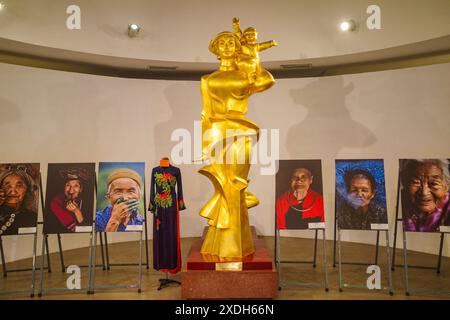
[181,227,278,299]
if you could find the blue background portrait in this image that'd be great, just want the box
[335,159,387,211]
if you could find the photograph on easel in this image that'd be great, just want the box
[400,159,450,232]
[96,162,145,232]
[335,159,388,230]
[0,163,40,236]
[43,163,95,234]
[275,160,325,230]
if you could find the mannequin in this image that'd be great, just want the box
[149,157,186,290]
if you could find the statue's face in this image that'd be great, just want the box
[217,36,236,59]
[406,163,449,215]
[244,31,257,44]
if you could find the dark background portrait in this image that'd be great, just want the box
[43,163,95,234]
[336,159,387,230]
[275,159,324,230]
[0,163,40,235]
[275,159,324,199]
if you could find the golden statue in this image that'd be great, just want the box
[199,18,277,258]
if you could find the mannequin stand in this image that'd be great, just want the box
[157,273,181,290]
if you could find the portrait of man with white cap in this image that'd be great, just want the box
[95,164,145,232]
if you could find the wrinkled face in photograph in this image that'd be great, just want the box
[1,174,28,208]
[64,179,82,201]
[107,178,140,204]
[348,175,375,209]
[407,163,449,215]
[290,168,312,193]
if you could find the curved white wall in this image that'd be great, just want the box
[0,0,449,62]
[0,61,449,263]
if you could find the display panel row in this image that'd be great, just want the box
[0,159,449,237]
[275,158,449,232]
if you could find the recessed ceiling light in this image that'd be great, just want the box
[340,20,356,32]
[128,23,141,38]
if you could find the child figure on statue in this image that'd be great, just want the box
[232,17,277,84]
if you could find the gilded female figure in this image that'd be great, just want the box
[199,22,276,258]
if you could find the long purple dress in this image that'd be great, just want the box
[149,165,186,274]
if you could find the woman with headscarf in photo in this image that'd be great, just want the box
[401,159,450,232]
[337,169,387,230]
[0,164,39,235]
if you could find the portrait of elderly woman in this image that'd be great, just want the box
[0,163,39,235]
[275,160,324,230]
[44,163,95,234]
[336,160,388,230]
[95,163,145,232]
[400,159,450,232]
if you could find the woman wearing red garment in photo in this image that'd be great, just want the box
[276,161,324,230]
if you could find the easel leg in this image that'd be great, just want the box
[333,211,337,268]
[375,230,380,265]
[437,233,445,274]
[44,235,51,273]
[385,230,394,295]
[0,236,7,278]
[38,234,46,297]
[322,229,329,291]
[90,230,98,294]
[275,229,281,291]
[57,234,65,272]
[402,229,410,295]
[337,228,343,292]
[138,231,143,293]
[392,172,401,271]
[313,229,318,268]
[87,226,94,294]
[144,217,149,269]
[30,232,38,298]
[99,232,105,270]
[392,218,399,271]
[104,233,110,270]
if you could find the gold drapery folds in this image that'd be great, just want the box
[199,18,277,258]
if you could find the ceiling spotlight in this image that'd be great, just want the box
[340,20,357,32]
[128,23,141,38]
[0,3,5,11]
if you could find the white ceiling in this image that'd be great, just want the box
[0,0,449,63]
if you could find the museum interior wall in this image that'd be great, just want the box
[0,60,449,263]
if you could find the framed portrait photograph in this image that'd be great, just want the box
[96,162,146,232]
[335,159,388,231]
[275,159,325,230]
[0,163,40,235]
[400,159,450,233]
[43,163,95,234]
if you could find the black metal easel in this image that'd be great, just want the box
[333,199,380,267]
[56,175,106,272]
[274,196,328,292]
[101,177,149,270]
